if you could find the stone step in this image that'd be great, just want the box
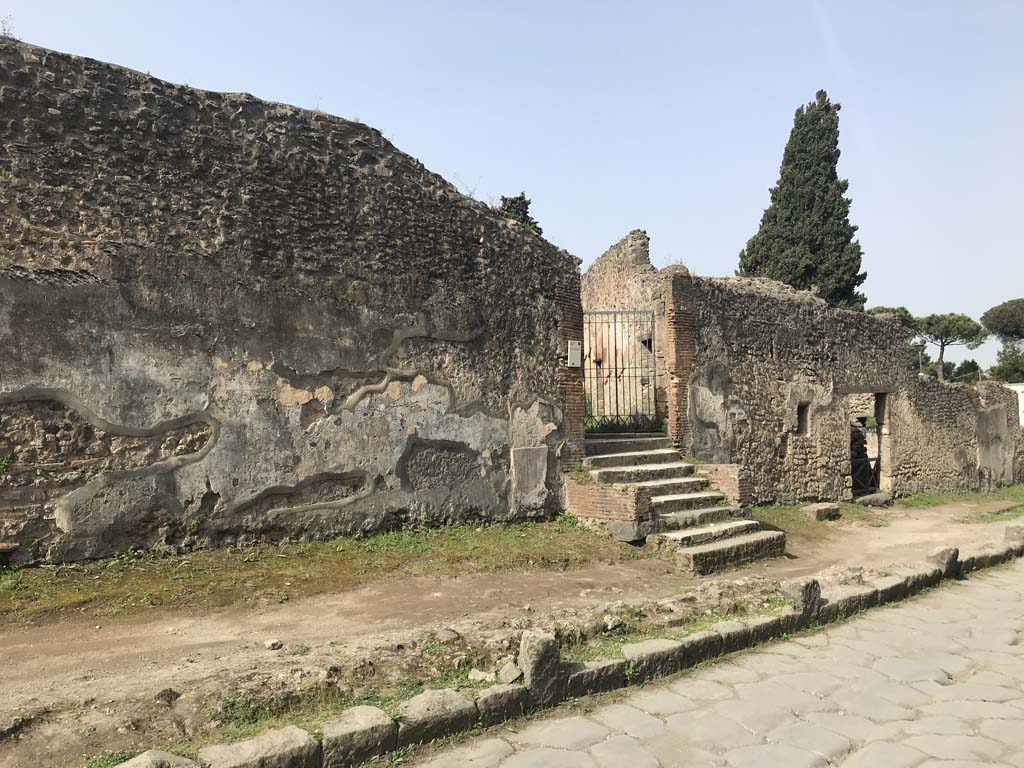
[584,448,681,470]
[658,505,739,530]
[677,531,787,576]
[657,519,761,548]
[590,462,696,485]
[584,436,671,456]
[650,490,727,513]
[631,476,706,496]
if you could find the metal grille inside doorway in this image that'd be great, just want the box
[583,310,660,432]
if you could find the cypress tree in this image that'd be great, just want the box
[739,90,866,309]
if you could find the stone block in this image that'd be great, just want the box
[711,620,751,654]
[321,705,397,768]
[621,638,684,682]
[926,546,960,579]
[564,659,627,698]
[781,577,822,618]
[744,615,788,644]
[816,585,878,624]
[606,518,658,542]
[801,502,841,520]
[475,683,530,725]
[397,688,478,746]
[870,575,909,605]
[115,752,198,768]
[497,660,523,684]
[899,563,943,594]
[511,446,549,513]
[198,726,320,768]
[680,630,723,667]
[853,492,891,507]
[519,630,565,707]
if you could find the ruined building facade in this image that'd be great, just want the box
[0,40,584,564]
[584,231,1022,505]
[1,41,1020,566]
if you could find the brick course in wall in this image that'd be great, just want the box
[695,464,752,507]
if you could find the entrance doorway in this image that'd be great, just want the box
[583,310,660,432]
[848,393,889,496]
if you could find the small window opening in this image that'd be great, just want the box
[796,402,811,435]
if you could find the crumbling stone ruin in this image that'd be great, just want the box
[1,39,1020,569]
[0,39,584,565]
[584,231,1023,506]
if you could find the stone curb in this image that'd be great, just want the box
[119,524,1024,768]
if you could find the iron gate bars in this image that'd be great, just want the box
[583,310,660,432]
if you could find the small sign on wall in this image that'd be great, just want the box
[567,340,582,367]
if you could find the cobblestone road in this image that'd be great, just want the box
[415,561,1024,767]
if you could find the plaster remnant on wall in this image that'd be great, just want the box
[0,39,585,563]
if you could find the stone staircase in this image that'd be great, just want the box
[584,433,785,575]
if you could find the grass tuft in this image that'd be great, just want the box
[899,485,1024,509]
[83,753,137,768]
[0,521,649,625]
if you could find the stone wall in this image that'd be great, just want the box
[664,270,1021,503]
[0,40,584,564]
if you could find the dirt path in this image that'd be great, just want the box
[0,500,1016,767]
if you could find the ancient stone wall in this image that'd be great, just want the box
[0,40,583,564]
[663,272,1021,503]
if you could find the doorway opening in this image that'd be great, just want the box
[848,393,890,497]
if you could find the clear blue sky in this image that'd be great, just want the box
[6,1,1022,365]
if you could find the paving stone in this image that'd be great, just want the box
[770,672,844,696]
[639,732,728,767]
[699,663,761,684]
[872,657,951,683]
[735,680,835,713]
[715,697,799,734]
[665,712,762,750]
[588,735,661,768]
[920,700,1014,719]
[767,721,851,761]
[979,718,1024,748]
[509,716,609,750]
[851,680,932,708]
[666,678,734,702]
[724,742,827,768]
[903,734,1006,761]
[803,711,900,743]
[913,680,1019,702]
[904,716,975,735]
[591,703,666,739]
[628,688,699,715]
[838,741,927,768]
[417,738,513,767]
[500,748,598,768]
[830,690,914,722]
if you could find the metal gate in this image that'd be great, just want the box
[850,422,881,496]
[583,310,660,432]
